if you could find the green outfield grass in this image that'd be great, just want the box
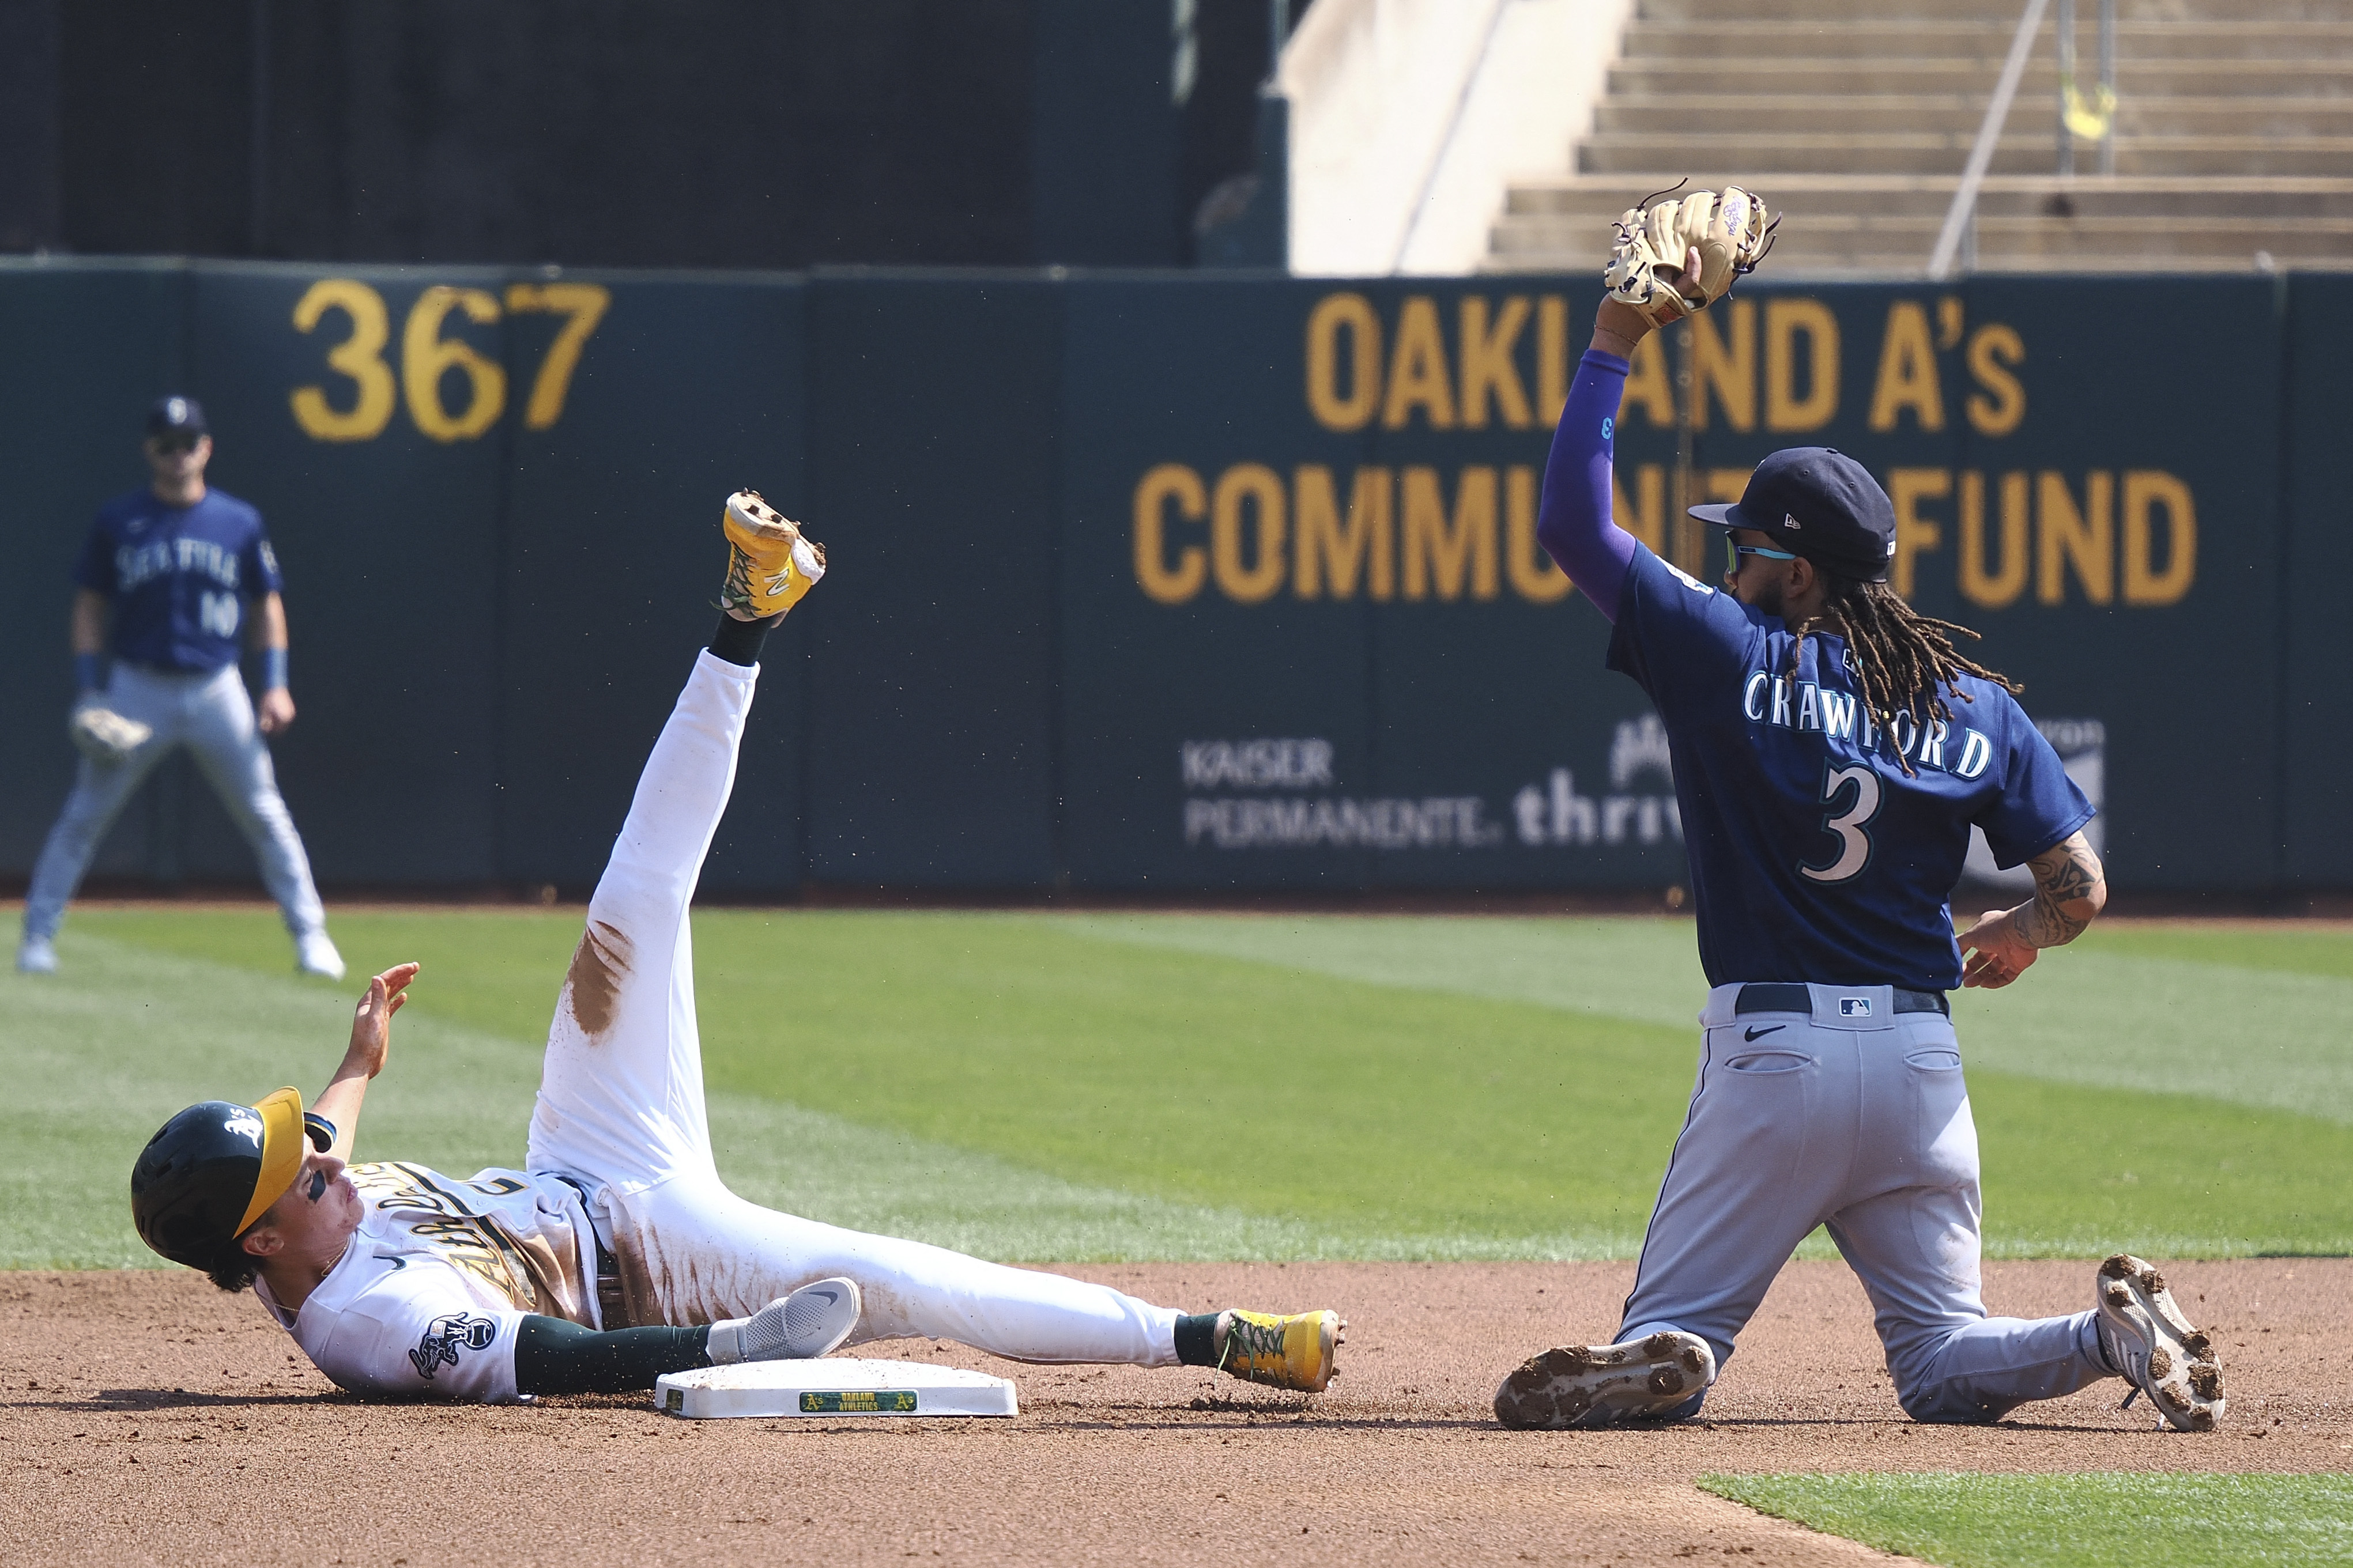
[1702,1472,2353,1567]
[5,908,2348,1269]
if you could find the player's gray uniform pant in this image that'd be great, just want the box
[22,663,326,942]
[1618,984,2113,1424]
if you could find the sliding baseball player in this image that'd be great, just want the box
[130,493,1342,1403]
[1491,192,2223,1433]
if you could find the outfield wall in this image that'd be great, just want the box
[0,259,2335,897]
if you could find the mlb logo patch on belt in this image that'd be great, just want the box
[1839,996,1873,1017]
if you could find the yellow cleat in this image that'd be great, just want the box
[1219,1309,1344,1392]
[721,489,827,619]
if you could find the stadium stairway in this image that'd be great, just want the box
[1487,0,2353,275]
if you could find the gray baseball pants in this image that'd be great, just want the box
[1617,982,2114,1424]
[23,663,326,942]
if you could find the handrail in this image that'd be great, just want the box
[1928,0,2052,282]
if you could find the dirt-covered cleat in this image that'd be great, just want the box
[1218,1309,1344,1392]
[720,489,827,621]
[1494,1330,1715,1430]
[2095,1253,2224,1432]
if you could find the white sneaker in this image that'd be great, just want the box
[296,930,346,980]
[706,1278,862,1365]
[16,935,58,975]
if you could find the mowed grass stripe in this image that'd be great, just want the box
[1702,1472,2353,1568]
[1057,915,2353,1124]
[0,933,1390,1268]
[37,909,2353,1260]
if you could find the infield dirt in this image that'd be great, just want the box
[3,1259,2344,1566]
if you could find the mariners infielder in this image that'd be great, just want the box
[127,493,1343,1403]
[17,396,341,980]
[1491,212,2224,1433]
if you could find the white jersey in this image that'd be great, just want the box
[252,1161,601,1403]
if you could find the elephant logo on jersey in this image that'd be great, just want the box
[223,1109,264,1147]
[409,1313,499,1380]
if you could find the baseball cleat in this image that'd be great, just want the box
[707,1277,862,1365]
[296,930,346,981]
[720,489,826,620]
[2095,1253,2224,1431]
[1493,1330,1715,1430]
[16,935,58,975]
[1219,1309,1344,1392]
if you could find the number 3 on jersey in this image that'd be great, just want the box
[1801,762,1882,883]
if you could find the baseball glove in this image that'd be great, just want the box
[70,703,153,765]
[1603,184,1777,327]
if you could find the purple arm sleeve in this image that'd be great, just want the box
[1534,347,1639,623]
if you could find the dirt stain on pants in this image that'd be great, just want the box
[563,919,632,1038]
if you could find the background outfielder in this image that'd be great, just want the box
[1490,195,2225,1434]
[128,494,1343,1403]
[17,396,340,980]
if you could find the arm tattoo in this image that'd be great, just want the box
[2012,840,2102,949]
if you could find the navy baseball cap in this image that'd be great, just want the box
[146,396,209,439]
[1690,447,1896,583]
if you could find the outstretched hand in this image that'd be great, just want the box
[345,963,419,1078]
[1957,909,2038,989]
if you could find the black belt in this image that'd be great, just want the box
[1733,983,1948,1017]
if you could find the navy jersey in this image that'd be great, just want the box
[74,488,284,673]
[1607,544,2091,991]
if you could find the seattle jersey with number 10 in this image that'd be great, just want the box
[1605,543,2091,992]
[74,488,285,674]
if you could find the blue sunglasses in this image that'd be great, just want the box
[1726,538,1798,576]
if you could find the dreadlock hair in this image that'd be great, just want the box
[1786,574,2019,776]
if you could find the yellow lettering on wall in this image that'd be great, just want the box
[1213,464,1288,602]
[1867,301,1945,432]
[1705,468,1752,503]
[1538,295,1570,422]
[1383,297,1455,429]
[1689,299,1756,432]
[1889,468,1949,599]
[1937,296,1964,350]
[289,279,398,443]
[1458,296,1533,429]
[1401,467,1498,600]
[1305,292,1381,431]
[1958,470,2030,609]
[504,282,611,430]
[1133,463,1206,603]
[402,286,507,443]
[1965,323,2026,437]
[1294,465,1393,600]
[2123,470,2197,605]
[2038,470,2114,605]
[1612,464,1666,553]
[1619,335,1676,428]
[1506,465,1571,602]
[1764,298,1839,432]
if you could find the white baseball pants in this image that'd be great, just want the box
[1618,984,2113,1423]
[525,649,1180,1366]
[23,663,327,942]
